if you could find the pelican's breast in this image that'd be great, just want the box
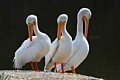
[34,34,51,62]
[52,36,72,63]
[66,37,89,68]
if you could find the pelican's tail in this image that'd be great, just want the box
[44,62,54,71]
[13,57,24,69]
[56,64,62,72]
[56,64,70,72]
[64,63,72,71]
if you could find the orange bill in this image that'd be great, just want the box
[57,23,61,41]
[83,16,89,39]
[28,23,33,41]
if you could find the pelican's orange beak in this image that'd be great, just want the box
[28,23,34,41]
[83,16,89,39]
[57,22,64,41]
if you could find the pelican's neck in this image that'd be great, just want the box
[62,24,70,37]
[76,17,84,37]
[33,23,42,36]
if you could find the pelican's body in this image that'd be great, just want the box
[57,8,92,73]
[61,32,89,71]
[13,15,51,71]
[44,14,72,73]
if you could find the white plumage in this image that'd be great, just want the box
[56,8,92,73]
[13,15,51,71]
[44,14,72,73]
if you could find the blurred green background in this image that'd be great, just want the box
[0,0,119,80]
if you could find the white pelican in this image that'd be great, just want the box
[44,14,72,73]
[13,15,51,71]
[56,8,92,73]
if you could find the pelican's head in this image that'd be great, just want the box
[26,15,37,41]
[77,8,91,20]
[77,8,92,38]
[57,14,68,40]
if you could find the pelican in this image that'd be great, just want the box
[44,14,72,73]
[13,15,51,71]
[56,8,92,73]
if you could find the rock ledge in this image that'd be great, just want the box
[0,70,103,80]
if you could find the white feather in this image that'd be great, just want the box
[13,15,51,69]
[14,34,51,69]
[44,39,58,70]
[56,8,91,72]
[64,37,89,71]
[44,14,72,71]
[45,35,72,71]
